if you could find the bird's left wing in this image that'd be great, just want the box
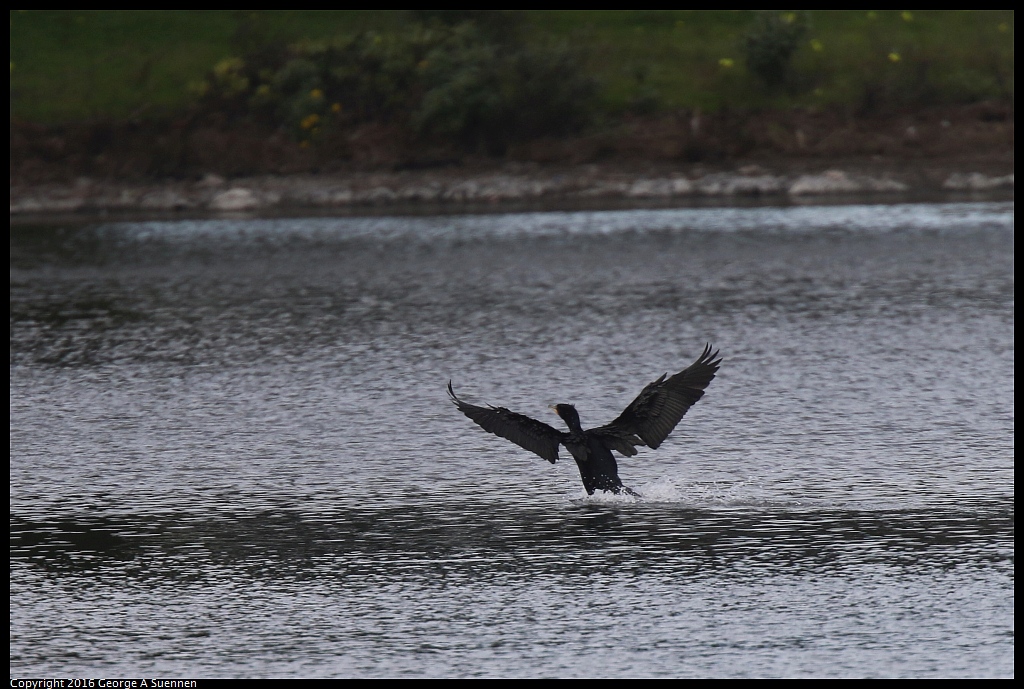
[448,382,564,464]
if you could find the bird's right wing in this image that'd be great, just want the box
[593,344,721,451]
[448,382,564,464]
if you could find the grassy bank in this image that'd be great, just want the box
[10,11,1014,184]
[11,10,1014,123]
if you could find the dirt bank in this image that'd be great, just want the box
[10,103,1013,219]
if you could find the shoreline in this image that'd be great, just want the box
[9,160,1014,223]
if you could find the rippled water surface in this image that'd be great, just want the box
[10,202,1014,677]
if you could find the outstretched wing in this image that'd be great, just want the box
[591,344,721,452]
[448,382,564,464]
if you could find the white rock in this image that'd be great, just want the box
[441,182,479,202]
[10,196,84,214]
[788,170,861,195]
[789,170,909,195]
[696,173,784,195]
[862,177,908,193]
[209,188,261,211]
[196,173,226,188]
[943,172,1014,190]
[671,177,694,194]
[627,179,673,198]
[399,185,441,202]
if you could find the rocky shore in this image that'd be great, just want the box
[10,161,1014,220]
[12,100,1013,220]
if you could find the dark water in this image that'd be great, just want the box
[10,203,1014,678]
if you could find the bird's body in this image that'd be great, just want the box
[448,344,721,494]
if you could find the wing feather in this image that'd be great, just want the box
[592,344,721,452]
[448,382,564,464]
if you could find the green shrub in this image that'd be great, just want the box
[741,11,808,89]
[194,17,597,151]
[413,25,597,151]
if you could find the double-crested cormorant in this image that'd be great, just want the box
[448,344,721,494]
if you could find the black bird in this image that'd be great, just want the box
[448,344,721,495]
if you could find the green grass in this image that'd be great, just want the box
[10,10,1015,123]
[9,10,405,121]
[540,10,1014,112]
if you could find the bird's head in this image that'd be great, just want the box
[550,403,582,430]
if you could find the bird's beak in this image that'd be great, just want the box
[549,405,559,416]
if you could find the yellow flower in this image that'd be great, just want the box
[331,102,342,114]
[719,58,735,68]
[782,13,796,24]
[255,84,271,97]
[310,88,324,100]
[867,11,877,20]
[901,11,913,21]
[998,23,1009,32]
[300,113,321,130]
[213,58,244,79]
[810,39,824,52]
[888,52,901,63]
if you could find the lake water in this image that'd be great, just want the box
[10,202,1014,678]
